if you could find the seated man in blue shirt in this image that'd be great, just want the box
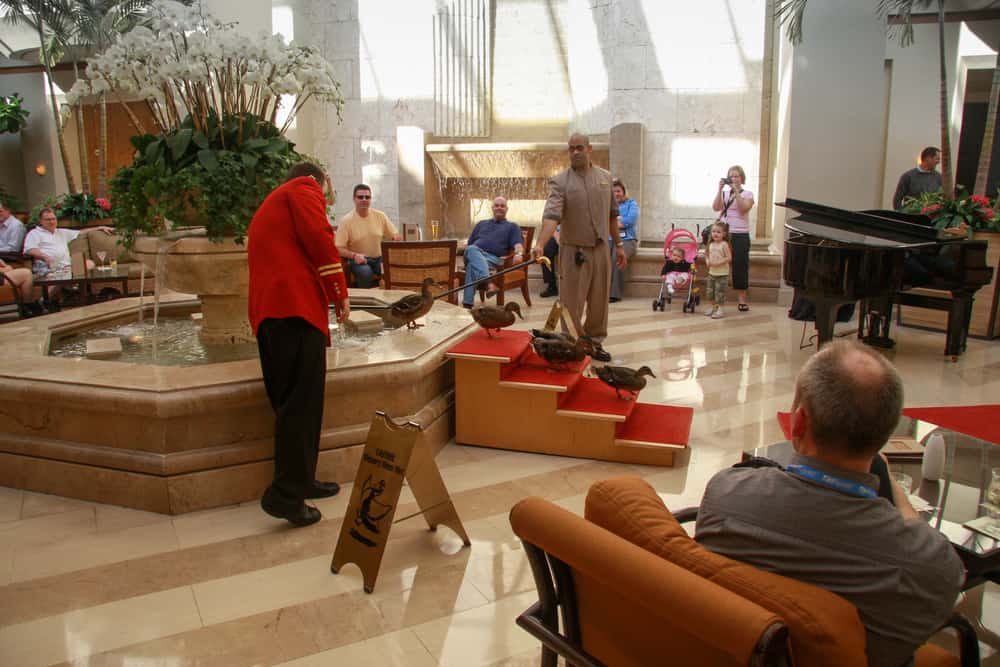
[461,197,523,308]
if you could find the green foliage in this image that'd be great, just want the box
[900,188,1000,233]
[57,192,114,224]
[0,93,30,134]
[110,111,301,247]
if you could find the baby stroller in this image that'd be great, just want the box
[652,227,700,313]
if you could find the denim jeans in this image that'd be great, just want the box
[348,256,383,288]
[462,245,503,306]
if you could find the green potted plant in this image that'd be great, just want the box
[56,192,114,227]
[0,93,30,134]
[68,0,343,343]
[901,188,1000,338]
[901,188,1000,233]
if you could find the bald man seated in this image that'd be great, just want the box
[460,196,523,308]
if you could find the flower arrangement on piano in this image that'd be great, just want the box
[901,189,1000,234]
[66,0,343,246]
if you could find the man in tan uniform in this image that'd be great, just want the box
[335,184,401,287]
[532,133,624,362]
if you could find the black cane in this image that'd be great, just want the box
[432,255,551,301]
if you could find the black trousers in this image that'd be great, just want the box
[730,232,750,291]
[257,317,327,510]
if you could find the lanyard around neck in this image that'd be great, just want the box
[785,464,878,499]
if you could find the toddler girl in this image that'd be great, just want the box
[704,223,731,319]
[660,246,691,296]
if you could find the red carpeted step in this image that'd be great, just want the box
[556,377,637,422]
[445,328,531,363]
[615,403,693,450]
[499,348,590,391]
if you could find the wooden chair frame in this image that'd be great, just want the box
[515,503,980,667]
[380,240,459,304]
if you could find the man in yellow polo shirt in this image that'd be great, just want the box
[335,184,401,287]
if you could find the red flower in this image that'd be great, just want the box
[96,197,111,211]
[982,208,994,220]
[971,195,991,207]
[921,204,942,216]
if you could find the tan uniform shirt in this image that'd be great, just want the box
[542,166,618,247]
[335,209,398,258]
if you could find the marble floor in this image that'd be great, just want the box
[2,298,1000,666]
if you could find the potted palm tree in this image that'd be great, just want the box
[67,0,343,343]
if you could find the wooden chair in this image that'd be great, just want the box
[458,226,534,306]
[380,240,459,304]
[510,477,979,667]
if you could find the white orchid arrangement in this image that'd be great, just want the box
[68,0,342,137]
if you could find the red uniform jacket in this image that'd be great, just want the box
[248,176,348,344]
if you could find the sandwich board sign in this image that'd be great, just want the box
[331,411,469,593]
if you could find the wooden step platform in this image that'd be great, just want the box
[446,329,693,467]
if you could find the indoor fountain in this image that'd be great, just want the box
[0,280,473,513]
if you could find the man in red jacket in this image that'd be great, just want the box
[249,162,351,527]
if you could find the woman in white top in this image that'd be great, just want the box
[712,165,754,311]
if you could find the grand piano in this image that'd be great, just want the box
[781,198,994,358]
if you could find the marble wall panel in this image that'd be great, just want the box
[676,90,745,136]
[324,19,361,60]
[643,132,673,176]
[609,45,647,91]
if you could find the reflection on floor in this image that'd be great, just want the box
[1,300,999,666]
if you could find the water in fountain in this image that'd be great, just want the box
[50,306,400,366]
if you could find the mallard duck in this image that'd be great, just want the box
[530,328,574,343]
[531,335,589,367]
[471,302,523,337]
[389,277,436,330]
[594,365,655,400]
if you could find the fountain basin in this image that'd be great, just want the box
[0,290,474,513]
[132,234,254,345]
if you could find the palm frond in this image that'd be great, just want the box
[877,0,936,47]
[774,0,809,44]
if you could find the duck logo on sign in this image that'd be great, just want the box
[349,475,394,547]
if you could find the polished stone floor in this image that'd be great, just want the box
[1,298,999,666]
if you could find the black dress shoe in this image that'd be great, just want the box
[305,480,341,499]
[609,297,621,303]
[260,495,322,527]
[591,346,612,363]
[540,287,558,298]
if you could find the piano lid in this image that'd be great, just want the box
[779,198,946,248]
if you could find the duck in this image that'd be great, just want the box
[531,335,590,367]
[389,277,436,330]
[471,302,523,337]
[529,328,574,343]
[593,365,656,400]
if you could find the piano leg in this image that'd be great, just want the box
[860,296,895,349]
[945,291,974,359]
[813,298,841,349]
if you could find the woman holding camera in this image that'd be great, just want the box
[712,165,754,311]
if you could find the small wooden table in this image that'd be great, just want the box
[34,266,131,304]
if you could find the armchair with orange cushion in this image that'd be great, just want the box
[509,476,978,667]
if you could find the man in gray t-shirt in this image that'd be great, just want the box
[696,341,963,667]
